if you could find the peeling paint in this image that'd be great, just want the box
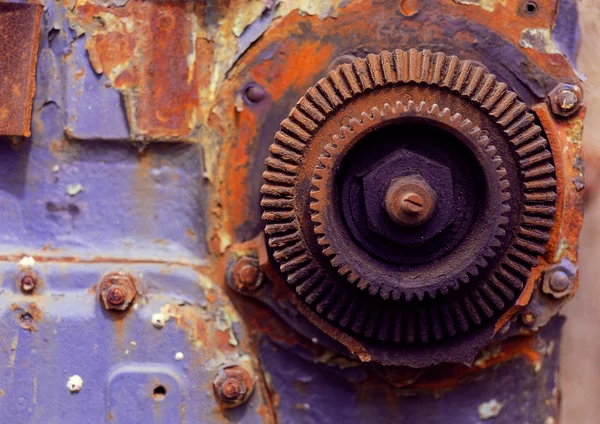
[520,28,562,54]
[478,399,503,419]
[453,0,506,13]
[66,375,84,393]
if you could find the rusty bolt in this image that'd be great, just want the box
[522,311,535,326]
[548,83,582,117]
[18,271,38,293]
[106,286,126,306]
[385,176,437,227]
[230,256,263,293]
[213,365,254,408]
[221,378,242,400]
[244,83,267,104]
[98,272,137,311]
[542,263,575,299]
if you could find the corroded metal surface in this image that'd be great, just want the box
[0,0,585,422]
[260,49,558,366]
[0,3,42,137]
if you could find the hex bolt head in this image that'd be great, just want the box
[98,272,138,311]
[385,176,437,227]
[542,262,575,299]
[213,365,254,408]
[244,83,267,104]
[230,257,263,293]
[549,83,582,117]
[18,271,38,293]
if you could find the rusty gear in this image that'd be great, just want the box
[310,101,510,302]
[261,49,556,355]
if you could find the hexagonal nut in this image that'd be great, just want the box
[361,149,454,244]
[548,83,582,117]
[228,256,263,293]
[541,261,575,299]
[98,271,138,311]
[213,365,255,408]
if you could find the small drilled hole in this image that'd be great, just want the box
[524,1,538,15]
[152,385,167,401]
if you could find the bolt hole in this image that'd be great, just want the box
[524,1,538,15]
[152,385,167,401]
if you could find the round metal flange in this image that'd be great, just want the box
[260,49,557,365]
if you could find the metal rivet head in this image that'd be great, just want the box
[213,365,254,408]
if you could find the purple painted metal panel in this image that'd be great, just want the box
[0,0,578,422]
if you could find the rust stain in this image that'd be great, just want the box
[0,3,43,137]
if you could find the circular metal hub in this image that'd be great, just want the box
[260,49,557,363]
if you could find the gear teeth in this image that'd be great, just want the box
[316,285,339,314]
[429,103,442,115]
[489,276,515,300]
[340,301,358,328]
[419,309,430,343]
[472,289,494,318]
[261,49,556,346]
[351,305,369,334]
[431,308,443,340]
[453,300,469,332]
[473,73,497,103]
[392,311,403,342]
[463,296,482,325]
[378,310,391,341]
[441,304,457,337]
[327,292,349,321]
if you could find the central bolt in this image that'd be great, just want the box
[222,378,242,400]
[106,286,126,306]
[400,192,424,214]
[385,176,437,227]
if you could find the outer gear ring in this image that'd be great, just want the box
[260,49,557,346]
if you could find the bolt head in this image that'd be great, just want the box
[385,177,437,227]
[213,366,254,408]
[549,83,582,117]
[549,270,570,292]
[18,272,38,293]
[106,286,126,305]
[522,312,535,325]
[98,272,137,311]
[542,264,575,299]
[230,257,262,293]
[244,83,267,104]
[221,378,242,400]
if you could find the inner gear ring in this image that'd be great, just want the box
[310,100,511,301]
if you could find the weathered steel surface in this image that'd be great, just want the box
[260,316,563,423]
[0,263,271,422]
[0,0,585,422]
[0,2,42,137]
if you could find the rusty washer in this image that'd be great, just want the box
[213,365,254,408]
[98,271,137,311]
